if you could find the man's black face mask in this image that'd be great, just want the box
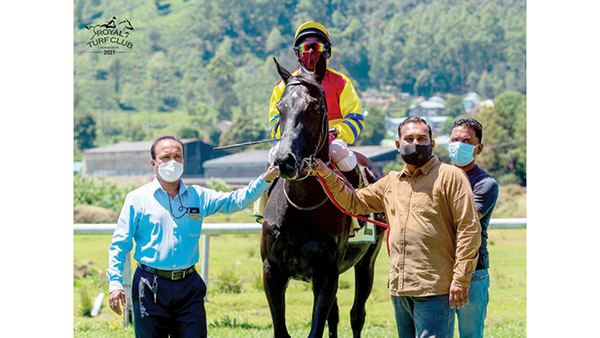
[399,142,432,167]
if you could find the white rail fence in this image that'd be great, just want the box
[74,218,526,325]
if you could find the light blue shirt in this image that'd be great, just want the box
[107,175,271,292]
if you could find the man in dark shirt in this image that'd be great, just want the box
[448,117,499,338]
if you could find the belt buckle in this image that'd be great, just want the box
[171,269,185,280]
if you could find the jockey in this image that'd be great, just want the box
[268,21,364,187]
[254,21,365,224]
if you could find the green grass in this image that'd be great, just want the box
[74,228,525,337]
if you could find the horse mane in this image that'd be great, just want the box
[286,72,324,99]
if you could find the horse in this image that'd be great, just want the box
[260,55,387,338]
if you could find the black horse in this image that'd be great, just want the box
[261,55,387,338]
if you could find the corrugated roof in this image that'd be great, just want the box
[83,138,200,154]
[419,101,444,109]
[203,146,398,167]
[203,150,269,166]
[428,96,445,103]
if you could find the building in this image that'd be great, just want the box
[403,98,449,133]
[463,92,481,113]
[82,138,226,184]
[386,115,448,136]
[407,100,445,118]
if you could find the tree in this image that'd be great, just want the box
[108,59,121,93]
[129,121,147,141]
[477,71,495,100]
[207,53,237,121]
[74,113,97,151]
[72,0,526,152]
[442,95,465,117]
[144,51,170,113]
[354,108,386,146]
[266,27,286,53]
[414,69,432,97]
[178,126,199,139]
[218,115,266,153]
[474,91,526,186]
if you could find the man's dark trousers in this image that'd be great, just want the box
[132,267,207,338]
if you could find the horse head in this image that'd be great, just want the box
[272,55,328,180]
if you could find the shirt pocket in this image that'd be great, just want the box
[411,188,437,218]
[185,217,203,237]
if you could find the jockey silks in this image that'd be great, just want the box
[269,67,364,145]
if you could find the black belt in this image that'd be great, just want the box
[138,263,196,280]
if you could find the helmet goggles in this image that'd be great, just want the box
[295,42,327,54]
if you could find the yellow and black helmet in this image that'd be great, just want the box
[293,21,332,59]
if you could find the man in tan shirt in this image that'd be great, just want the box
[312,116,481,338]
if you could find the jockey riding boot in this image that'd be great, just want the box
[251,163,277,224]
[342,165,364,236]
[251,192,268,224]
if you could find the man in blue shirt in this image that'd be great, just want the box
[106,135,278,337]
[448,118,499,338]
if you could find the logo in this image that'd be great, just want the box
[84,16,135,55]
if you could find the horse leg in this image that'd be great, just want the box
[309,270,339,338]
[263,260,291,338]
[326,296,339,338]
[350,253,378,337]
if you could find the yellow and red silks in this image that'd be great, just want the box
[268,67,364,145]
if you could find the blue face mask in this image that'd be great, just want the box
[448,142,477,166]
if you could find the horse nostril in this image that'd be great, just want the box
[283,154,296,170]
[276,153,298,176]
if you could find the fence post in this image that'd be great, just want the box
[201,234,210,285]
[122,252,133,326]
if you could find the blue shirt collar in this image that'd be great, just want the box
[150,177,188,197]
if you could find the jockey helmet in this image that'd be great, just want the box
[293,21,332,59]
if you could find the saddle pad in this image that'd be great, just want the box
[348,217,376,244]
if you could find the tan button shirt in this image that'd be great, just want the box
[322,156,481,297]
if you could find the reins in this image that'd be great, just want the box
[315,170,389,229]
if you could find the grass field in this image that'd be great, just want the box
[73,227,525,337]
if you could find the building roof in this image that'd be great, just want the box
[419,101,445,109]
[204,150,269,167]
[83,138,201,154]
[428,96,445,103]
[464,92,481,102]
[202,146,398,168]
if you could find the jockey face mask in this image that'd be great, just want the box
[299,50,323,71]
[296,41,327,71]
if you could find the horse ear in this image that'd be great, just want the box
[314,54,327,84]
[273,57,291,85]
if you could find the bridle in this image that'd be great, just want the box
[282,80,329,181]
[281,79,330,210]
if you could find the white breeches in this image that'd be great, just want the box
[268,139,357,172]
